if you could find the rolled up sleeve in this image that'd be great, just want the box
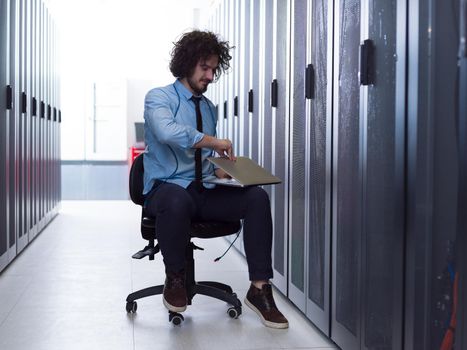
[144,89,204,149]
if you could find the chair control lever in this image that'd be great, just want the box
[132,244,160,259]
[191,242,204,251]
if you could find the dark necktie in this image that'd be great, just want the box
[191,96,203,191]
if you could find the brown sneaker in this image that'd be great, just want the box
[245,283,289,329]
[163,270,187,312]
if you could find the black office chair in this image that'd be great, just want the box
[125,153,243,325]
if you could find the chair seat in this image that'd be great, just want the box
[142,216,241,239]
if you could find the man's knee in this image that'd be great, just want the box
[156,185,195,217]
[245,186,271,206]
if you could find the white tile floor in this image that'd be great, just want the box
[0,201,338,350]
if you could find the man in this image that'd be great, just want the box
[143,30,288,329]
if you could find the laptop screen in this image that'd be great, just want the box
[134,122,144,143]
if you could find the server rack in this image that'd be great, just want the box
[331,0,406,348]
[457,1,467,347]
[405,0,463,349]
[288,0,308,312]
[304,0,333,335]
[32,0,40,241]
[17,0,26,254]
[239,0,250,158]
[218,0,227,141]
[227,0,234,144]
[331,0,362,346]
[9,0,20,263]
[232,0,240,161]
[0,0,10,271]
[0,0,60,274]
[25,0,32,243]
[260,0,273,188]
[270,0,290,295]
[206,1,465,348]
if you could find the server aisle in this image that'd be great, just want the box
[0,0,61,274]
[205,0,466,349]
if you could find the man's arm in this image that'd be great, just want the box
[145,89,204,149]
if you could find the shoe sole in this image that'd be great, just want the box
[163,297,187,313]
[244,297,289,329]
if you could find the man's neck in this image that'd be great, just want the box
[179,78,204,97]
[180,78,195,95]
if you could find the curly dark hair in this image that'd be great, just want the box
[169,30,233,81]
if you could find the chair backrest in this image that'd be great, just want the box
[129,153,145,206]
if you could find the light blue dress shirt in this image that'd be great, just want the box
[143,79,217,194]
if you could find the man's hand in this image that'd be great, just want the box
[212,138,235,160]
[194,135,236,161]
[215,168,231,179]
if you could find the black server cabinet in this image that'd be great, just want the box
[405,0,464,349]
[305,0,333,335]
[25,0,32,242]
[0,0,59,275]
[332,0,362,346]
[232,0,240,168]
[17,0,26,253]
[217,1,226,141]
[457,0,467,347]
[271,0,289,295]
[39,1,44,227]
[29,0,37,239]
[225,0,233,145]
[37,0,42,226]
[240,0,250,158]
[45,8,50,222]
[52,21,57,214]
[360,0,405,348]
[332,0,405,348]
[248,0,260,162]
[0,0,9,270]
[9,0,19,262]
[261,1,273,179]
[32,0,39,240]
[239,0,250,156]
[288,0,308,311]
[222,0,228,141]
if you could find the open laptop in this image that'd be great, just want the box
[203,156,282,187]
[134,122,145,148]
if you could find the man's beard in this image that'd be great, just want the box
[188,76,208,95]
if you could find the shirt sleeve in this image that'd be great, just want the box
[144,89,204,149]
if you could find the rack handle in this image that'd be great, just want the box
[360,39,375,86]
[271,79,278,107]
[248,89,253,113]
[234,96,238,116]
[32,97,37,116]
[305,64,315,99]
[6,85,12,110]
[21,92,27,113]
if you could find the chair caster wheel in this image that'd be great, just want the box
[126,301,137,313]
[169,311,184,325]
[227,306,242,319]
